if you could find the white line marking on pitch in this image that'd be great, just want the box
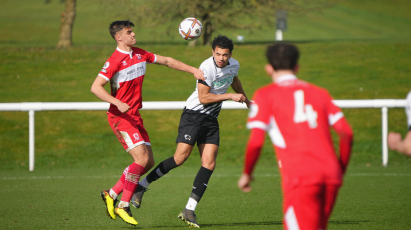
[1,173,410,180]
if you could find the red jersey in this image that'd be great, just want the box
[246,75,348,191]
[98,47,157,116]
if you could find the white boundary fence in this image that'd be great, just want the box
[0,99,407,171]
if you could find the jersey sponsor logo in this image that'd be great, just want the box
[101,69,107,73]
[110,62,147,93]
[103,62,110,69]
[184,134,191,141]
[127,69,136,75]
[230,69,236,75]
[213,76,234,88]
[123,61,127,66]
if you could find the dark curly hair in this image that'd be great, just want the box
[266,42,299,70]
[212,35,234,52]
[109,20,135,39]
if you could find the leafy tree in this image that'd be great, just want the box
[115,0,336,46]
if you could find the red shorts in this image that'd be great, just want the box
[108,113,150,152]
[283,184,340,230]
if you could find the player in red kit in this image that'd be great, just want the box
[91,20,204,226]
[238,43,353,230]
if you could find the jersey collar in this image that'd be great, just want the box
[275,74,297,83]
[116,47,134,58]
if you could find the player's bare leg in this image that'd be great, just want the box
[179,144,218,228]
[132,143,193,208]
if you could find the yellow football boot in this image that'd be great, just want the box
[115,207,138,226]
[100,190,117,220]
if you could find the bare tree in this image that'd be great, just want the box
[57,0,76,49]
[113,0,336,46]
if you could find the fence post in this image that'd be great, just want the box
[382,106,388,167]
[29,110,35,171]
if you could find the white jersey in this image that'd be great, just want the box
[185,56,240,118]
[406,91,411,129]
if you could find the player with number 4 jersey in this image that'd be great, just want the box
[238,43,353,230]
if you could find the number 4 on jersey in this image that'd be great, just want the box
[293,90,318,128]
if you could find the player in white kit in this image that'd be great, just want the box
[132,35,251,228]
[388,91,411,156]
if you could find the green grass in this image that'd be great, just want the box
[1,0,411,47]
[1,165,410,229]
[0,0,411,229]
[1,42,410,170]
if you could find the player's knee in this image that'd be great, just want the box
[174,154,188,166]
[173,149,192,165]
[145,158,155,171]
[201,161,216,171]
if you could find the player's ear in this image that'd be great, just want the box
[115,35,121,42]
[265,64,274,76]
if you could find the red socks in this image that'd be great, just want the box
[121,163,145,203]
[111,167,128,195]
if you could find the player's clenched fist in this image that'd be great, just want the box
[238,173,253,193]
[117,102,130,113]
[231,93,246,103]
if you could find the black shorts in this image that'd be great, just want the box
[175,109,220,146]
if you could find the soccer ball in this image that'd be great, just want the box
[178,17,203,40]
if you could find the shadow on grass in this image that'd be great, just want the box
[143,220,371,229]
[143,221,282,229]
[329,220,372,225]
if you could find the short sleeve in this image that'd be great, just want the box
[326,93,344,126]
[143,50,157,64]
[133,47,156,64]
[246,90,271,131]
[199,61,213,87]
[98,58,118,81]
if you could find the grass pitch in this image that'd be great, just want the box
[0,0,411,229]
[1,165,410,229]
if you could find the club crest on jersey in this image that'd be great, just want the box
[136,54,142,60]
[103,62,110,69]
[184,134,191,141]
[133,133,140,141]
[123,61,127,66]
[201,68,207,76]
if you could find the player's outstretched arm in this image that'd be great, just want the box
[198,82,246,104]
[154,54,205,81]
[388,131,411,156]
[238,128,265,192]
[230,76,251,108]
[91,76,130,113]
